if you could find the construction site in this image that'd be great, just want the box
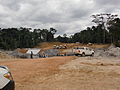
[0,42,120,90]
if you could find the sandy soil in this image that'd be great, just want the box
[35,42,110,49]
[59,57,120,90]
[0,56,75,90]
[0,56,120,90]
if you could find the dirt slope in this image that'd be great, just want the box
[35,42,110,49]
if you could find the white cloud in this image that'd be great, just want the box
[0,0,119,35]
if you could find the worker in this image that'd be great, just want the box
[30,51,33,59]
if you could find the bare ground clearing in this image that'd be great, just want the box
[0,56,120,90]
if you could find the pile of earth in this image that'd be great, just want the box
[0,51,13,59]
[8,50,29,58]
[42,49,60,57]
[95,44,120,57]
[9,49,60,58]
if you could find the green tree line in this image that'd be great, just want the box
[0,27,57,50]
[57,14,120,47]
[0,13,120,50]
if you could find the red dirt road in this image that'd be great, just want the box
[0,56,120,90]
[0,56,75,90]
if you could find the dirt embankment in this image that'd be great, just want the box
[95,44,120,57]
[35,42,110,49]
[0,51,14,60]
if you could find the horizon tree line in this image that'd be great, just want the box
[0,13,120,50]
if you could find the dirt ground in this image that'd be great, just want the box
[35,42,110,50]
[0,56,120,90]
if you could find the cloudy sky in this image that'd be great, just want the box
[0,0,120,36]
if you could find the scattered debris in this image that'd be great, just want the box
[53,45,67,49]
[2,42,119,59]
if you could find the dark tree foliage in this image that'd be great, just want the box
[56,17,120,46]
[0,27,57,50]
[91,13,118,43]
[56,34,69,43]
[108,18,120,46]
[69,25,109,44]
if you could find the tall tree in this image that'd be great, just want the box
[108,18,120,45]
[91,13,118,43]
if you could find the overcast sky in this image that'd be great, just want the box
[0,0,120,36]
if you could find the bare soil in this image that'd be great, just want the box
[0,52,13,59]
[35,42,110,49]
[0,56,75,90]
[0,56,120,90]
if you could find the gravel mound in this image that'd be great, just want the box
[0,51,13,59]
[8,50,29,58]
[95,45,120,57]
[44,49,60,57]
